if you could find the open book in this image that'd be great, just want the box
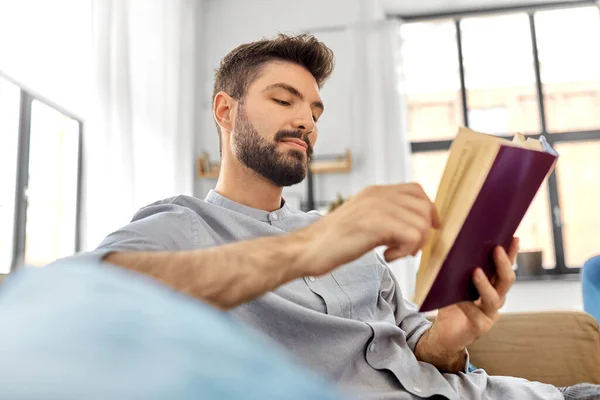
[414,127,558,312]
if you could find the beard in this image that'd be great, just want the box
[231,105,313,187]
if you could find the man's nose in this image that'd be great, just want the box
[293,109,315,133]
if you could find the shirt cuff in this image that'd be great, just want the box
[406,320,433,353]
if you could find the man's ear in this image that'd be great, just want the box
[214,92,236,132]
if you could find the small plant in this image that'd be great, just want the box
[328,193,347,213]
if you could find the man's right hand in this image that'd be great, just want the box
[291,183,440,278]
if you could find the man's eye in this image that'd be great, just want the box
[273,99,291,106]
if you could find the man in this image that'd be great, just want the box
[70,35,596,399]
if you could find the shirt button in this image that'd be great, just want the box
[413,387,422,394]
[369,343,375,352]
[270,213,278,220]
[308,276,316,282]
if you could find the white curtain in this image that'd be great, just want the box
[348,19,419,298]
[83,0,200,249]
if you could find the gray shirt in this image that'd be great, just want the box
[85,191,562,400]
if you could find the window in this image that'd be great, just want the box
[399,4,600,278]
[400,19,462,141]
[0,78,20,273]
[536,7,600,133]
[0,74,82,273]
[461,13,540,134]
[554,141,600,268]
[410,151,449,201]
[467,107,509,134]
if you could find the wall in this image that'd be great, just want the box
[503,280,583,312]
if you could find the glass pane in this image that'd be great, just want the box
[24,100,80,267]
[410,151,449,202]
[514,180,555,269]
[400,20,463,141]
[468,107,509,134]
[461,13,540,134]
[555,141,600,267]
[0,78,21,273]
[536,7,600,133]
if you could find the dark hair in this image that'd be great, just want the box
[213,33,335,142]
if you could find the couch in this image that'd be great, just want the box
[2,268,599,389]
[467,311,600,387]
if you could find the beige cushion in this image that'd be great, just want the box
[467,311,600,386]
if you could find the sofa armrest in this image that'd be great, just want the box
[467,311,600,386]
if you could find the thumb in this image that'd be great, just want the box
[383,246,412,263]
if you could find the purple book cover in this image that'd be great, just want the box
[419,145,557,312]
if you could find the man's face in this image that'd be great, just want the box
[230,61,323,187]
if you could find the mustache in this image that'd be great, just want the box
[274,130,313,155]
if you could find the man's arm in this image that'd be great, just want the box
[105,231,308,310]
[414,328,468,373]
[103,184,440,311]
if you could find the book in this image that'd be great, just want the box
[413,127,558,312]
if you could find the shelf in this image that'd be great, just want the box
[196,153,220,179]
[515,272,581,282]
[310,149,353,174]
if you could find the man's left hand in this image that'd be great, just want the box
[415,237,518,372]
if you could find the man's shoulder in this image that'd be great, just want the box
[131,195,210,222]
[282,204,324,230]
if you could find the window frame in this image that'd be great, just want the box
[391,1,600,279]
[0,71,83,273]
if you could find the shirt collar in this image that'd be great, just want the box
[204,190,291,222]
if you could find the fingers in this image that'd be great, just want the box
[493,246,516,297]
[456,302,497,335]
[431,204,442,230]
[396,182,430,199]
[377,201,431,257]
[336,183,439,263]
[366,185,437,256]
[473,268,503,315]
[395,183,441,229]
[384,246,412,263]
[508,237,519,265]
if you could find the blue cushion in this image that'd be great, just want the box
[583,255,600,322]
[0,263,343,400]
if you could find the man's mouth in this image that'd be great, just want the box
[279,138,308,151]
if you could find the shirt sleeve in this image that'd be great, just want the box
[377,256,471,373]
[377,255,432,352]
[47,199,198,268]
[96,200,198,253]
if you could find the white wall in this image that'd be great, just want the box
[503,280,583,313]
